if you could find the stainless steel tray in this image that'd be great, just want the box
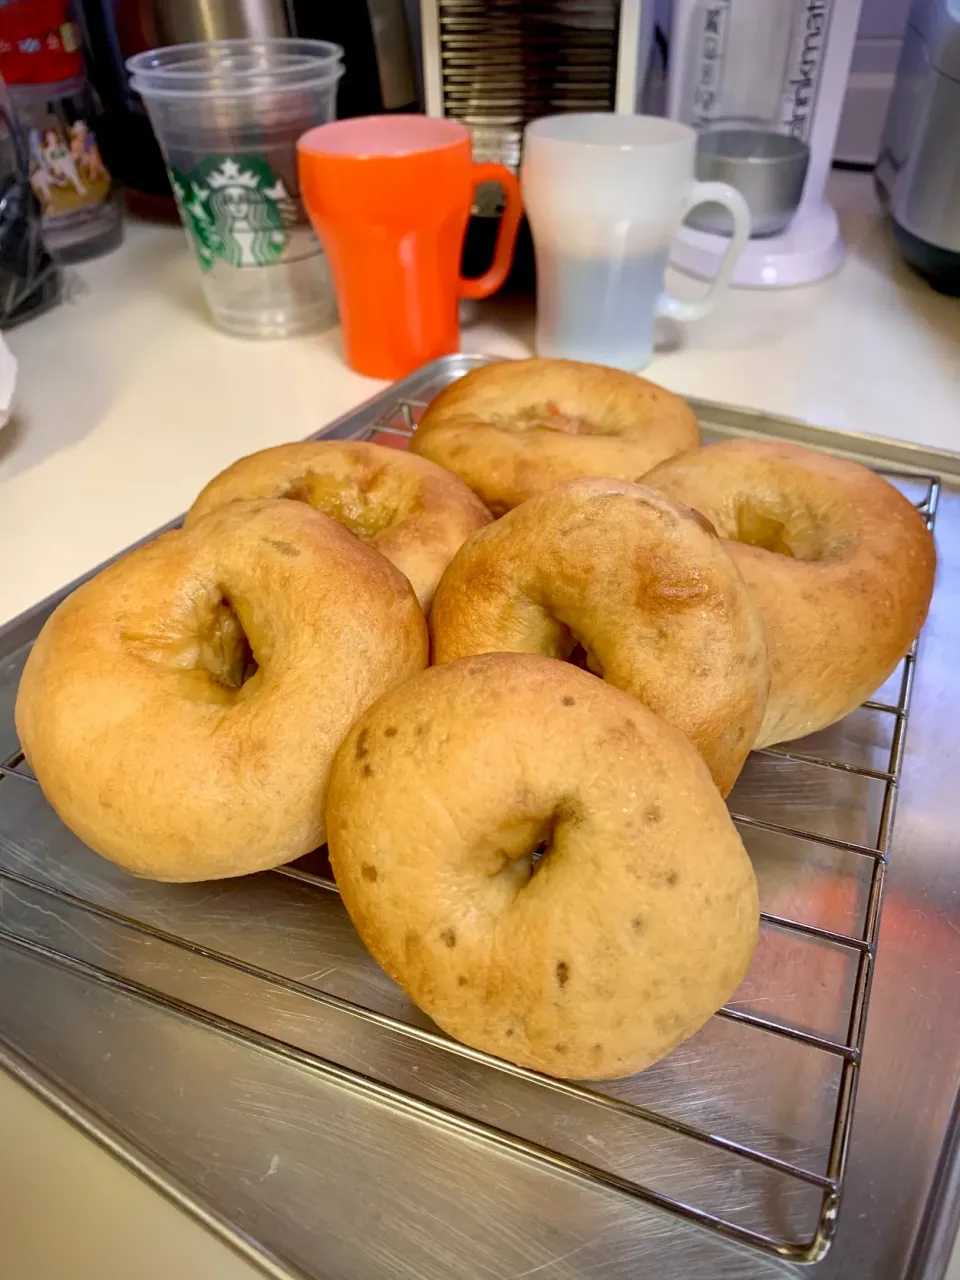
[2,352,960,1280]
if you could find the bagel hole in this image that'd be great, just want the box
[512,401,600,436]
[199,595,259,691]
[283,471,400,540]
[530,840,549,868]
[492,815,554,891]
[735,504,796,558]
[498,803,577,890]
[509,836,551,888]
[567,640,604,679]
[568,642,589,670]
[733,500,828,560]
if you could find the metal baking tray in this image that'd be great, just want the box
[2,352,960,1280]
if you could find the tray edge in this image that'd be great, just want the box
[0,1035,308,1280]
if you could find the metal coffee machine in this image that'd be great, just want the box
[875,0,960,296]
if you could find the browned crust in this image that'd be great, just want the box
[410,358,700,513]
[187,440,492,609]
[429,477,769,794]
[327,653,759,1081]
[16,499,428,880]
[643,439,937,745]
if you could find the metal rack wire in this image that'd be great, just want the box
[366,397,943,1262]
[0,397,942,1269]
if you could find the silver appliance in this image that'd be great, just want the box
[125,0,291,41]
[875,0,960,295]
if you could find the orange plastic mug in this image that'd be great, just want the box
[298,115,522,379]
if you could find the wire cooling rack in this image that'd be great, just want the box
[0,385,943,1269]
[363,395,943,1262]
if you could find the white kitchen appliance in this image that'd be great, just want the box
[667,0,865,287]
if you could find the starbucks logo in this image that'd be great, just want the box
[170,155,300,272]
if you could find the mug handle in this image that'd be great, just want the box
[458,162,524,300]
[657,181,751,323]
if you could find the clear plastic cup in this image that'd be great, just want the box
[128,39,344,339]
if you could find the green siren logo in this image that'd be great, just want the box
[171,155,300,271]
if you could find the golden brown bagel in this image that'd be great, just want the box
[327,653,760,1081]
[409,357,699,513]
[16,499,428,881]
[187,440,491,609]
[642,439,936,746]
[430,478,769,795]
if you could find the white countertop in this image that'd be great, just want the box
[2,170,960,1279]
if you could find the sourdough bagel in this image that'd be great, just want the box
[642,439,936,746]
[15,499,428,881]
[430,478,769,794]
[409,358,699,513]
[327,653,760,1081]
[187,441,491,609]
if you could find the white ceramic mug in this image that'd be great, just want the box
[521,114,751,371]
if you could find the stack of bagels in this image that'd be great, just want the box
[16,358,936,1082]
